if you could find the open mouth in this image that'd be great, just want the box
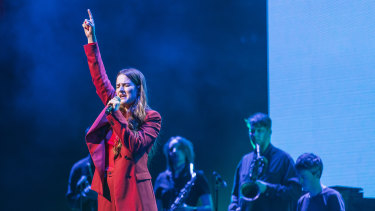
[118,94,126,99]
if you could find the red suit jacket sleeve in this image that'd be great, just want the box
[84,42,115,105]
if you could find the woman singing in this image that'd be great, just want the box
[82,9,161,211]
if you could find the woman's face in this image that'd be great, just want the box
[168,140,186,167]
[116,74,138,108]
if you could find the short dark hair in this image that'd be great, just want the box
[246,112,272,129]
[296,153,324,178]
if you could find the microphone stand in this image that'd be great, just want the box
[79,184,84,211]
[215,179,219,211]
[213,171,227,211]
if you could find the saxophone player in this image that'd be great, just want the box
[154,136,213,211]
[228,113,301,211]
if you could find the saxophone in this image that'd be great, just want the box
[240,143,268,201]
[169,163,197,211]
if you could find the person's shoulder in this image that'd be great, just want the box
[146,109,162,120]
[236,152,254,166]
[242,151,254,160]
[322,187,345,208]
[323,187,343,197]
[271,145,294,161]
[193,170,210,191]
[270,144,288,155]
[71,156,90,170]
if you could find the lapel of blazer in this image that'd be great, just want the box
[85,108,110,181]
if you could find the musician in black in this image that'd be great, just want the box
[66,154,97,211]
[295,153,345,211]
[154,136,213,211]
[228,112,301,211]
[66,127,97,211]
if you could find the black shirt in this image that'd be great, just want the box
[229,144,301,211]
[66,155,97,211]
[154,168,210,209]
[297,187,345,211]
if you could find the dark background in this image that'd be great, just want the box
[0,0,267,210]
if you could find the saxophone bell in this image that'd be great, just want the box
[240,181,261,201]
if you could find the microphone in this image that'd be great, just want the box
[213,171,227,187]
[105,96,121,115]
[105,105,113,115]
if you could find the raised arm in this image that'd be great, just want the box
[82,9,115,104]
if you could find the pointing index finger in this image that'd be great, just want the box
[87,9,93,21]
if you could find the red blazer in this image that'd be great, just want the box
[84,43,161,211]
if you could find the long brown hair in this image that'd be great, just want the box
[163,136,195,172]
[113,68,149,158]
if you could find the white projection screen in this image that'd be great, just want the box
[268,1,375,197]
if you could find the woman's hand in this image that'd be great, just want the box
[82,9,96,43]
[107,96,121,112]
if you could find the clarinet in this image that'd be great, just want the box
[169,163,197,211]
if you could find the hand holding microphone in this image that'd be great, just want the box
[106,96,121,114]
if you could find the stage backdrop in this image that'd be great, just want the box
[269,1,375,197]
[0,0,267,210]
